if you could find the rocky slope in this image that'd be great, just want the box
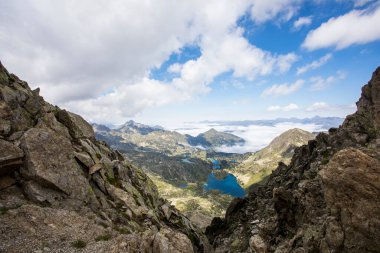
[94,122,195,156]
[232,128,315,188]
[206,67,380,252]
[0,61,211,253]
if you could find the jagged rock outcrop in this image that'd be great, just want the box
[206,67,380,252]
[0,61,211,253]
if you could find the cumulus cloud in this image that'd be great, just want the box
[0,0,300,124]
[303,4,380,50]
[310,71,346,90]
[293,16,312,30]
[262,79,304,96]
[296,53,332,75]
[267,103,299,111]
[250,0,302,23]
[306,102,330,111]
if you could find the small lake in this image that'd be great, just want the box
[204,173,245,198]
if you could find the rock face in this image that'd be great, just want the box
[0,61,211,253]
[206,67,380,252]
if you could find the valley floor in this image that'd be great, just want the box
[147,173,233,229]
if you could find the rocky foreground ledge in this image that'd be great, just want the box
[206,67,380,252]
[0,61,212,252]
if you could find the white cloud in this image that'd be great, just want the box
[267,103,299,111]
[174,121,325,153]
[353,0,376,7]
[0,0,300,124]
[293,16,312,30]
[310,70,346,90]
[303,4,380,50]
[267,105,281,111]
[306,101,356,113]
[306,102,330,111]
[168,63,182,73]
[283,103,299,111]
[296,53,332,75]
[262,79,304,96]
[276,53,299,73]
[250,0,302,23]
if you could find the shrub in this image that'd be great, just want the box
[71,240,87,249]
[95,234,111,242]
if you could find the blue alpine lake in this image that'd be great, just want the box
[204,173,245,198]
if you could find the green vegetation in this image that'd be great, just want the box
[0,205,22,215]
[71,240,87,249]
[114,226,130,234]
[95,234,111,242]
[245,168,271,187]
[232,128,315,188]
[148,173,232,217]
[105,172,119,187]
[0,207,8,215]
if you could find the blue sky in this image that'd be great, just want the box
[1,0,379,127]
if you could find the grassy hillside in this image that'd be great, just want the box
[148,173,233,229]
[231,128,315,188]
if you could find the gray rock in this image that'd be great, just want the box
[249,235,267,253]
[0,139,24,176]
[320,148,380,252]
[20,127,89,201]
[0,176,16,190]
[57,109,95,140]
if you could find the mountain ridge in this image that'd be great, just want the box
[231,128,315,188]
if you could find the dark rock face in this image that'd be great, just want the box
[0,139,24,176]
[0,61,211,253]
[206,67,380,253]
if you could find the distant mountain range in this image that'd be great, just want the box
[198,116,344,130]
[93,120,244,154]
[92,120,245,183]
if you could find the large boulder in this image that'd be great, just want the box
[57,109,95,140]
[20,127,90,202]
[320,148,380,252]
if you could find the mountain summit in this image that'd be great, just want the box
[187,128,245,148]
[233,128,315,187]
[117,120,163,135]
[206,67,380,252]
